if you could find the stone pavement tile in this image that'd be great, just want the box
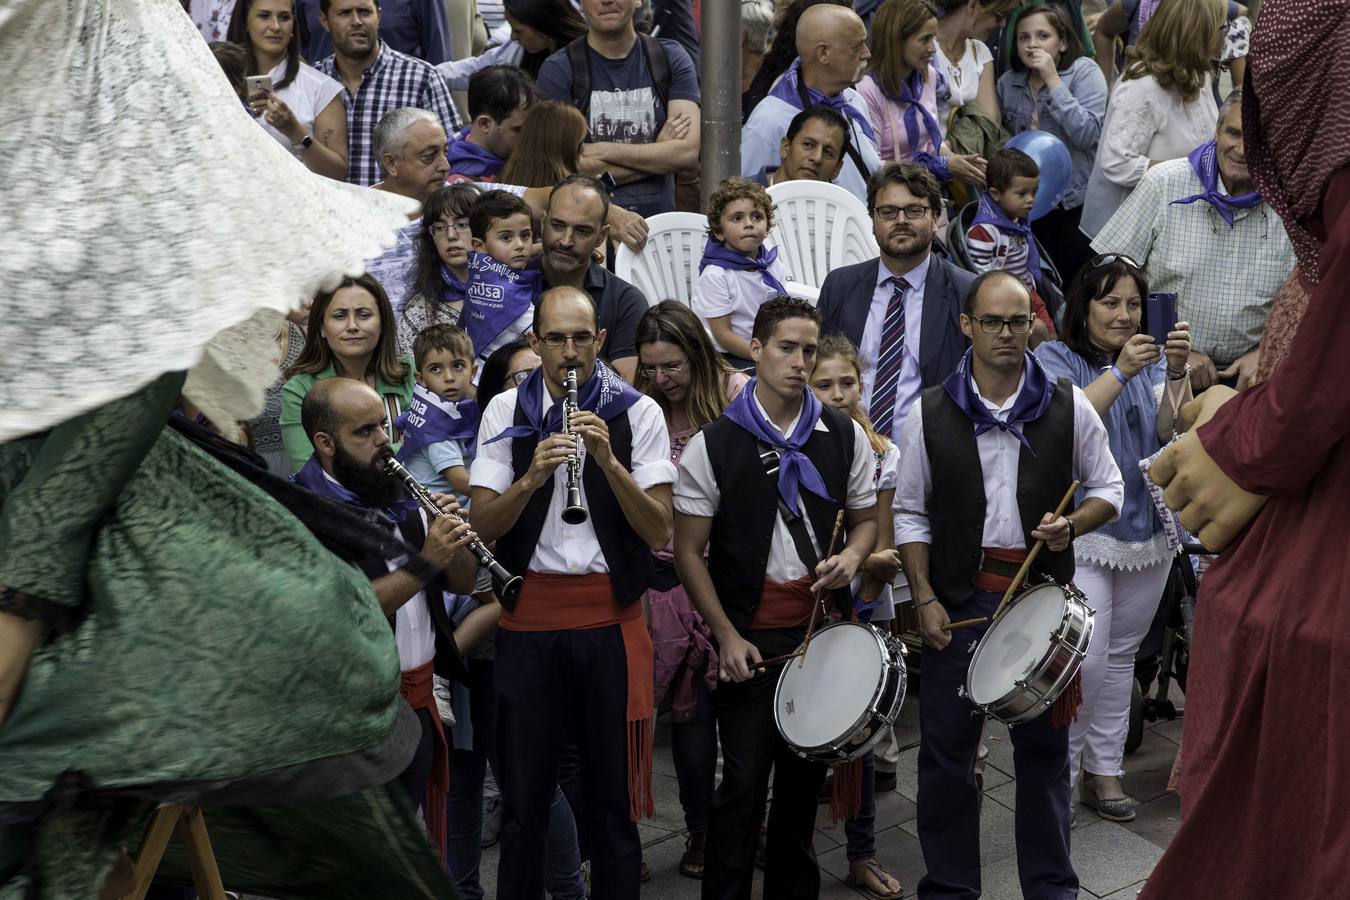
[1097,882,1146,899]
[1118,734,1178,804]
[1120,790,1180,851]
[971,853,1100,900]
[814,788,918,849]
[898,788,1019,866]
[816,822,928,894]
[639,829,702,897]
[1145,715,1183,745]
[1070,819,1164,898]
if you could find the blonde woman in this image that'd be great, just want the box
[1079,0,1225,237]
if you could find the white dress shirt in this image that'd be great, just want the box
[675,391,877,583]
[860,255,930,447]
[691,259,790,354]
[470,385,676,574]
[893,372,1124,547]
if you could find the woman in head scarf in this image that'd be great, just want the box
[1142,2,1350,896]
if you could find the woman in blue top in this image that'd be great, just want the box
[1034,254,1191,822]
[997,4,1107,288]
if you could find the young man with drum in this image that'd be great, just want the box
[469,286,676,900]
[673,296,878,900]
[895,271,1124,898]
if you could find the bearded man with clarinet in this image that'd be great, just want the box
[290,376,489,860]
[470,286,676,900]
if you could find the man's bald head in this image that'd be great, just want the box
[301,377,382,444]
[796,5,870,94]
[532,285,600,336]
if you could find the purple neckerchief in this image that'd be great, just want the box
[970,191,1043,283]
[698,239,788,296]
[722,379,831,515]
[395,384,481,459]
[464,251,540,358]
[447,127,504,179]
[439,262,468,303]
[769,59,877,143]
[290,454,418,522]
[890,69,948,180]
[941,349,1055,454]
[486,360,643,444]
[1169,140,1263,227]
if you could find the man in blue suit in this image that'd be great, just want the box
[817,162,973,447]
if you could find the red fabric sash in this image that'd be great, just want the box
[750,576,817,629]
[399,660,449,861]
[500,572,655,821]
[974,547,1030,593]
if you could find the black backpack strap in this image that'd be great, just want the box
[638,33,671,115]
[567,37,592,119]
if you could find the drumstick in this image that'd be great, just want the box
[941,616,989,632]
[799,509,847,667]
[991,480,1081,621]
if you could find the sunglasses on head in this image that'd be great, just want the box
[1085,253,1142,273]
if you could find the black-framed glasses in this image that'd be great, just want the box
[638,360,688,378]
[874,204,933,221]
[540,332,598,348]
[973,315,1034,335]
[429,219,471,238]
[1086,253,1142,273]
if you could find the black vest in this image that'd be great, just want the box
[703,404,857,634]
[921,376,1076,606]
[356,510,467,683]
[493,398,653,611]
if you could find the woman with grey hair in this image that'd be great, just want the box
[741,0,776,96]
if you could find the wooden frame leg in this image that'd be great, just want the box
[117,805,226,900]
[120,806,181,900]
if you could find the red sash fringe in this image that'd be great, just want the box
[500,572,655,821]
[399,660,449,861]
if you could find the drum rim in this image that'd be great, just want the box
[772,621,902,755]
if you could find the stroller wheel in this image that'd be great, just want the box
[1125,677,1145,755]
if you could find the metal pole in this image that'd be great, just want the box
[700,0,742,208]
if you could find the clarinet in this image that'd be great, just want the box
[561,367,589,525]
[381,450,523,604]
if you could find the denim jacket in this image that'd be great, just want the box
[997,57,1108,211]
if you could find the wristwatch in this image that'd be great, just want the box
[1066,517,1077,544]
[293,132,314,151]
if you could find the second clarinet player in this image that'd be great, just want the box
[470,287,675,898]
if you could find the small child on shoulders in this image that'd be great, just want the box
[397,323,480,504]
[966,147,1056,344]
[692,178,791,368]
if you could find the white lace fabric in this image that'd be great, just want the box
[1074,530,1174,573]
[0,0,418,442]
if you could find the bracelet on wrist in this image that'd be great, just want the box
[1167,364,1191,381]
[1109,365,1130,386]
[914,596,940,608]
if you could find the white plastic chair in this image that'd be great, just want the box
[613,212,707,306]
[614,211,820,306]
[766,180,879,290]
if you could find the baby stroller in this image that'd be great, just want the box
[945,201,1067,327]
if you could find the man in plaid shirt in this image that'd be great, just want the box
[316,0,463,186]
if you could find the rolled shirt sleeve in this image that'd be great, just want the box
[892,399,933,545]
[627,396,677,489]
[674,431,720,518]
[845,421,879,509]
[469,391,518,495]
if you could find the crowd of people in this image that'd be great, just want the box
[3,0,1331,898]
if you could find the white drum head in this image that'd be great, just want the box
[776,624,883,749]
[968,584,1068,706]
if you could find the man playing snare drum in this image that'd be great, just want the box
[895,271,1123,898]
[673,296,877,900]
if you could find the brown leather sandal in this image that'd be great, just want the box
[846,858,905,899]
[679,831,706,879]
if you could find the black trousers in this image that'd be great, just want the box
[397,705,437,811]
[703,628,827,900]
[495,625,639,900]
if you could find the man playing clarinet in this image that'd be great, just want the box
[674,296,878,900]
[895,271,1123,899]
[469,285,675,900]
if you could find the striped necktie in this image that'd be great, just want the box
[869,276,910,438]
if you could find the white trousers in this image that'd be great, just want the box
[1068,559,1174,783]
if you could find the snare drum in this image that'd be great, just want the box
[964,581,1094,725]
[773,622,907,764]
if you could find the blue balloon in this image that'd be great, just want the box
[1005,130,1073,222]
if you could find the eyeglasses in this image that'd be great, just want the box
[429,219,471,238]
[874,204,932,221]
[506,369,534,386]
[1085,253,1142,273]
[972,315,1034,335]
[638,360,688,378]
[539,332,598,348]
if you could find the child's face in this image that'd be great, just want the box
[431,213,471,273]
[714,198,769,256]
[992,175,1040,221]
[416,347,476,402]
[473,211,533,269]
[1016,13,1066,70]
[809,355,862,414]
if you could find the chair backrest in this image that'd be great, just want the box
[766,180,879,289]
[613,211,708,307]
